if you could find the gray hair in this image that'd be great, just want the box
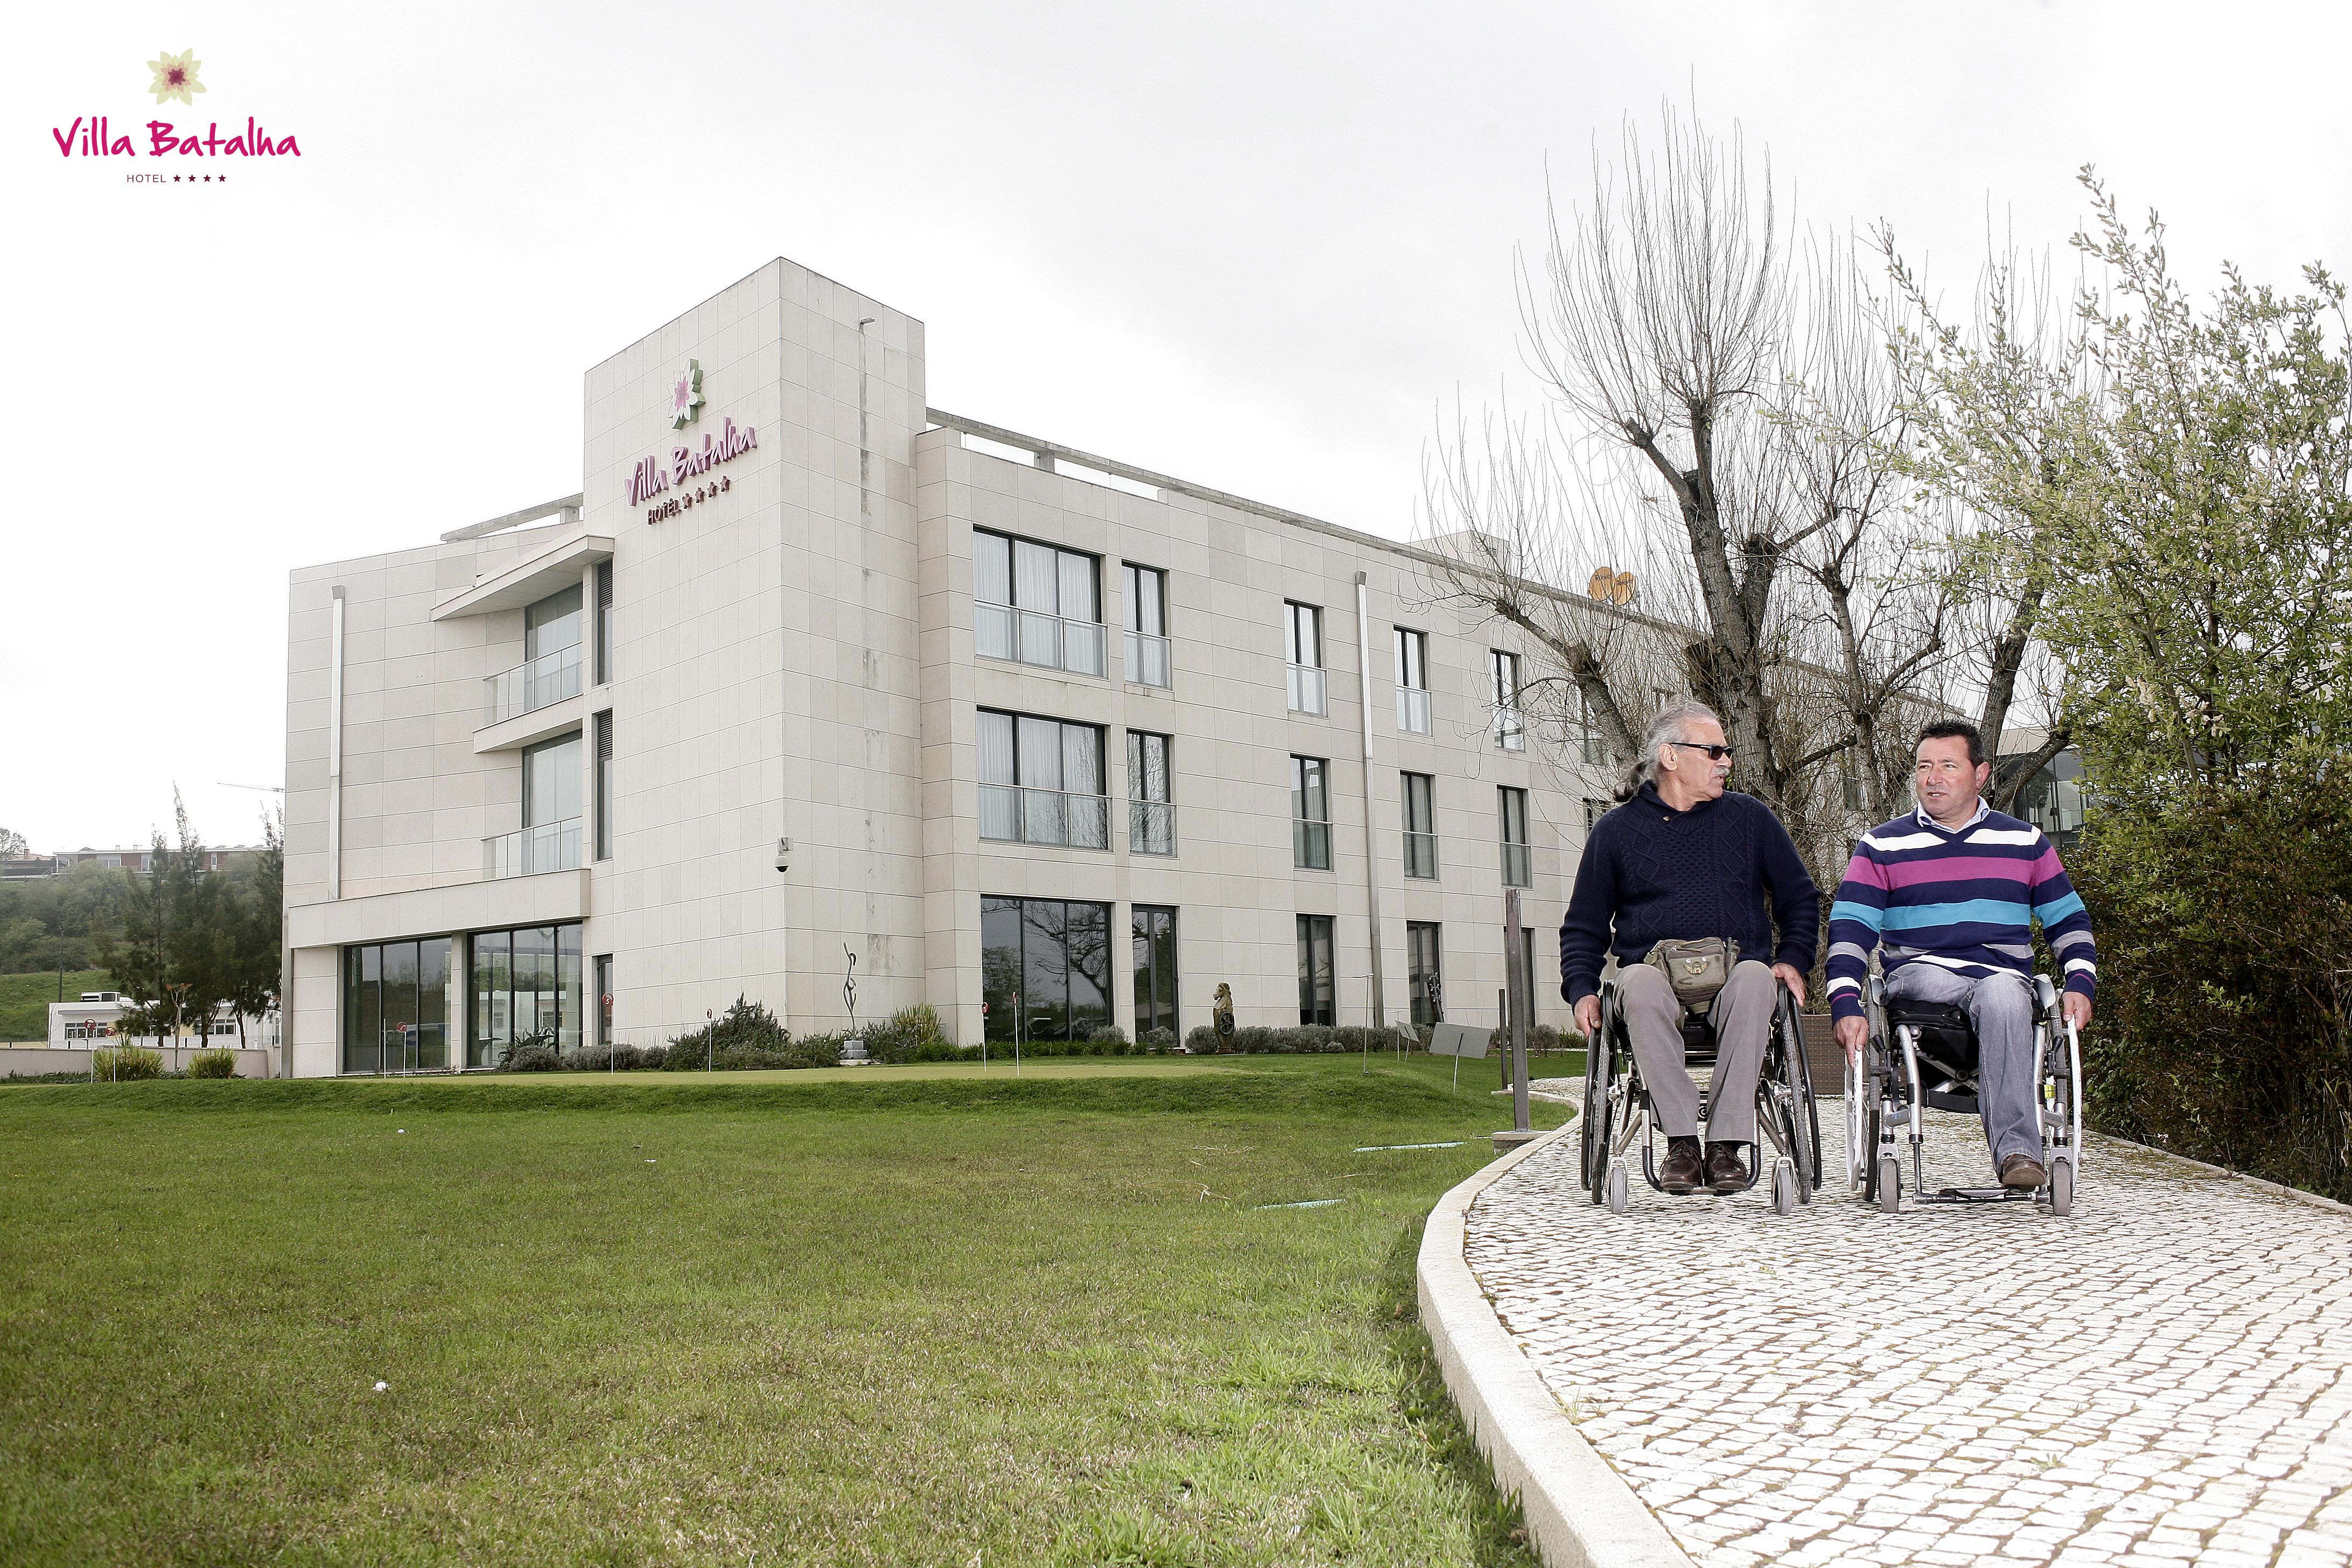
[1618,699,1724,800]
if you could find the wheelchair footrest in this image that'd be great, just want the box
[1922,1186,2034,1204]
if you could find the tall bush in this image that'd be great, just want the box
[90,1047,163,1081]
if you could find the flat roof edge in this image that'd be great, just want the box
[440,494,585,544]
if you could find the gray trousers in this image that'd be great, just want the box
[1886,964,2041,1165]
[1620,959,1774,1142]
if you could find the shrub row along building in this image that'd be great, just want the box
[281,257,1629,1075]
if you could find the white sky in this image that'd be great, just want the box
[5,1,2344,852]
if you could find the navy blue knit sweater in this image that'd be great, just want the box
[1558,782,1821,1004]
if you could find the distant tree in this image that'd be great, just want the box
[221,813,284,1047]
[107,793,234,1046]
[0,827,27,858]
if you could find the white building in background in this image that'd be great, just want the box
[48,992,276,1054]
[280,258,1622,1077]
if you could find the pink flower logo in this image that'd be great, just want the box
[669,360,704,429]
[148,48,206,107]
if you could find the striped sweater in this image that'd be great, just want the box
[1825,800,2098,1021]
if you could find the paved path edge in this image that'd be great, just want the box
[1417,1123,1698,1568]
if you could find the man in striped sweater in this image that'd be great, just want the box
[1827,720,2097,1189]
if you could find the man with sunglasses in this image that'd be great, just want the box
[1827,720,2097,1189]
[1560,702,1820,1195]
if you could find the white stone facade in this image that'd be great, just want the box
[281,257,1616,1075]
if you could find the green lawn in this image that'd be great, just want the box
[0,1056,1565,1566]
[0,969,107,1041]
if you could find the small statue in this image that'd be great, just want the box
[1212,983,1235,1054]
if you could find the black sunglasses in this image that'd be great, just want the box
[1670,742,1734,761]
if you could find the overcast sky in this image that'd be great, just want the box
[5,1,2344,852]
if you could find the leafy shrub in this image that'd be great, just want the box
[1184,1025,1218,1054]
[1486,1023,1571,1055]
[2074,783,2352,1202]
[187,1049,237,1079]
[499,1029,563,1072]
[565,1042,665,1071]
[90,1047,163,1081]
[862,1005,951,1066]
[1139,1027,1177,1053]
[1088,1025,1129,1055]
[662,996,837,1070]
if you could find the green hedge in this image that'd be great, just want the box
[2073,782,2351,1203]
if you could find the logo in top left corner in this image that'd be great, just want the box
[669,360,705,429]
[147,49,206,106]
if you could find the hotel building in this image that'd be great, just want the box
[280,258,1621,1075]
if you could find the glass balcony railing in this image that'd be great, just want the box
[976,603,1108,678]
[1494,708,1527,752]
[1501,841,1532,889]
[978,785,1111,850]
[1293,817,1331,870]
[1397,687,1431,734]
[1287,664,1327,716]
[1130,799,1177,856]
[1404,831,1439,880]
[483,817,583,879]
[485,644,583,726]
[1126,630,1171,689]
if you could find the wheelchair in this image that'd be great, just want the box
[1579,973,1822,1215]
[1843,970,2083,1217]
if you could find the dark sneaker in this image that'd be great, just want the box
[1658,1142,1705,1195]
[1999,1153,2048,1190]
[1704,1143,1749,1194]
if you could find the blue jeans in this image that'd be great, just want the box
[1886,964,2041,1167]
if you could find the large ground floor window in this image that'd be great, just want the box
[342,937,454,1074]
[1297,914,1335,1025]
[1132,904,1178,1035]
[470,923,585,1066]
[982,897,1113,1043]
[1408,921,1443,1028]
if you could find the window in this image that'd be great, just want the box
[593,954,613,1049]
[974,530,1105,677]
[1124,563,1170,688]
[1408,922,1443,1028]
[342,936,453,1074]
[489,733,585,877]
[1128,731,1175,855]
[468,923,584,1067]
[1285,601,1327,715]
[1297,914,1335,1026]
[1394,628,1431,734]
[1578,690,1605,765]
[1132,904,1179,1037]
[978,710,1109,850]
[1492,649,1525,751]
[1402,772,1438,879]
[1499,786,1532,888]
[593,711,614,861]
[981,897,1114,1044]
[486,584,586,724]
[1583,798,1608,835]
[594,561,613,685]
[1292,755,1331,870]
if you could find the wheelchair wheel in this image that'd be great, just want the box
[2049,1156,2074,1218]
[1775,991,1821,1197]
[1772,1159,1798,1216]
[1580,1005,1619,1201]
[1605,1164,1629,1213]
[1875,1153,1901,1214]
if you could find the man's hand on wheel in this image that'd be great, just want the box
[1771,963,1808,1006]
[1574,994,1601,1037]
[2062,991,2092,1032]
[1835,1014,1868,1062]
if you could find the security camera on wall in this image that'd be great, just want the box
[774,837,791,873]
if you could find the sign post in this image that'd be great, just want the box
[1426,1021,1489,1094]
[1495,888,1538,1150]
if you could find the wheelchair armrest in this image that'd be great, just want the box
[2034,974,2059,1018]
[1867,972,1886,1007]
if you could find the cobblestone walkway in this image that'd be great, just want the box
[1464,1101,2352,1568]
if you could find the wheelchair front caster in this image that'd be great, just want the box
[1605,1165,1629,1214]
[1772,1159,1798,1216]
[1874,1155,1901,1214]
[2049,1157,2074,1217]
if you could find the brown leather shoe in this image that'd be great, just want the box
[1999,1152,2048,1190]
[1704,1142,1748,1194]
[1658,1142,1704,1194]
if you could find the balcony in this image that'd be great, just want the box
[1126,630,1171,689]
[1293,817,1331,870]
[1287,664,1328,717]
[485,645,582,726]
[1494,709,1527,752]
[484,817,582,879]
[1404,831,1439,880]
[1501,841,1532,888]
[1397,687,1431,735]
[976,603,1108,678]
[979,786,1110,850]
[1130,799,1177,856]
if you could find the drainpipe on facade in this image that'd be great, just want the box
[1354,572,1387,1030]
